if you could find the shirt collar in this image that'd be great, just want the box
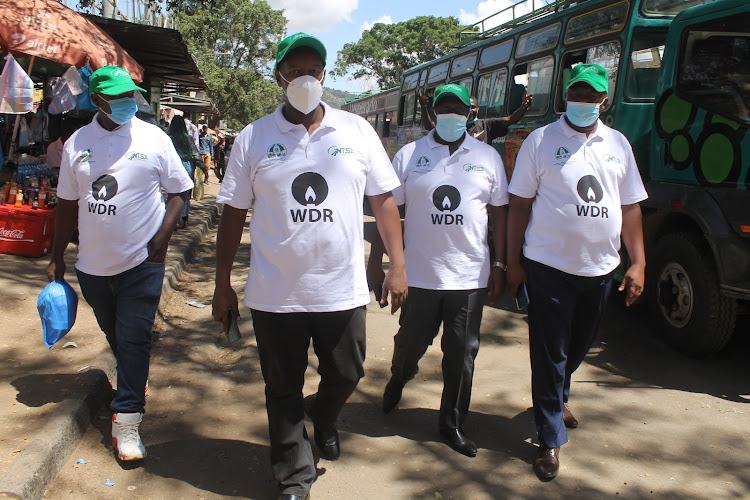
[426,129,471,154]
[274,101,334,134]
[91,113,135,138]
[558,114,604,140]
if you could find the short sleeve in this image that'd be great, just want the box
[56,136,80,201]
[159,134,194,194]
[361,120,400,197]
[216,126,255,209]
[488,148,509,206]
[390,148,407,206]
[619,140,648,205]
[508,132,539,199]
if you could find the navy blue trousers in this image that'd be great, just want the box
[526,259,613,448]
[76,260,165,414]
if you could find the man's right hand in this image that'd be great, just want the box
[212,282,240,334]
[46,257,65,282]
[382,265,408,314]
[418,91,429,107]
[507,262,528,298]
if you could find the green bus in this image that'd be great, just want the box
[343,0,750,355]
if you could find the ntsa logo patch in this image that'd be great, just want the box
[603,154,621,164]
[328,146,355,157]
[127,152,148,161]
[463,164,484,172]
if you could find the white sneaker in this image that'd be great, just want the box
[111,413,147,461]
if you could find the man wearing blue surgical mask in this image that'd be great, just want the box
[48,66,193,463]
[369,83,509,458]
[506,63,648,481]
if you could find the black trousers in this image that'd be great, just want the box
[251,307,366,496]
[526,259,613,448]
[389,287,486,431]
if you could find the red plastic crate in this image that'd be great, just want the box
[0,204,56,258]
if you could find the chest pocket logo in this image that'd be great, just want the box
[268,143,287,159]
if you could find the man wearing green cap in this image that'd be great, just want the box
[368,83,508,458]
[48,66,193,463]
[212,33,407,500]
[506,63,647,480]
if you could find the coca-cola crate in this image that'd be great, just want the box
[0,205,55,258]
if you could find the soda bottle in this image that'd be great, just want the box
[0,183,5,205]
[32,189,39,209]
[15,189,23,208]
[38,189,46,209]
[8,183,17,204]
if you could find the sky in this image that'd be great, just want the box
[265,0,535,94]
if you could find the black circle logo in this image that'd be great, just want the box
[91,175,118,201]
[576,175,604,204]
[291,172,328,206]
[432,185,461,212]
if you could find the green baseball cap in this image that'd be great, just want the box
[565,63,608,93]
[275,32,327,69]
[432,84,471,107]
[89,66,146,96]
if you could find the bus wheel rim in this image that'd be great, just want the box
[657,261,694,329]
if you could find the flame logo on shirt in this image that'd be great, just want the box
[291,172,328,206]
[576,175,604,204]
[432,185,461,212]
[91,175,118,202]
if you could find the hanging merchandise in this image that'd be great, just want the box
[0,54,34,114]
[62,65,84,96]
[29,107,48,143]
[18,117,31,147]
[75,62,97,112]
[48,77,77,115]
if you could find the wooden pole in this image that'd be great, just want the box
[8,55,36,160]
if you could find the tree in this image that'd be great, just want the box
[172,0,286,129]
[332,16,461,89]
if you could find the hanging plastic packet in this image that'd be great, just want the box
[62,65,85,96]
[37,280,79,348]
[0,54,34,114]
[75,62,97,112]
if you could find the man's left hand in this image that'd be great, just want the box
[146,232,170,263]
[382,266,408,314]
[618,264,645,307]
[488,267,506,304]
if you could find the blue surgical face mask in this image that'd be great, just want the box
[102,96,138,125]
[435,113,468,143]
[565,99,605,128]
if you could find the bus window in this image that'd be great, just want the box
[455,77,473,93]
[557,41,620,111]
[564,1,628,44]
[427,61,450,85]
[450,52,478,78]
[399,92,416,126]
[383,111,392,138]
[477,73,493,118]
[402,72,420,91]
[677,20,750,124]
[516,23,560,59]
[511,56,554,116]
[487,70,509,118]
[641,0,714,17]
[479,39,513,69]
[626,31,666,100]
[374,113,379,133]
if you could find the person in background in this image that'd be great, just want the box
[369,84,508,458]
[47,66,193,463]
[213,133,226,182]
[212,32,407,500]
[196,124,212,197]
[506,63,647,481]
[185,117,199,148]
[46,121,78,168]
[419,89,534,145]
[169,116,204,228]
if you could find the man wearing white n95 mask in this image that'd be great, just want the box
[212,32,407,500]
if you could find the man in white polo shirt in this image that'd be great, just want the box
[212,33,407,500]
[368,84,508,458]
[47,66,193,462]
[507,64,647,481]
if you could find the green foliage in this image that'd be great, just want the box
[332,16,461,88]
[173,0,286,129]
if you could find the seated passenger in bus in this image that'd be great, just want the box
[418,89,533,145]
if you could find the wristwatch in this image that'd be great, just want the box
[492,261,508,271]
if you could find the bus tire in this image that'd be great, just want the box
[647,232,737,356]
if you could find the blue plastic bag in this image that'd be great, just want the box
[37,280,78,348]
[75,62,97,112]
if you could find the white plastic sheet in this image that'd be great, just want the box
[0,54,33,114]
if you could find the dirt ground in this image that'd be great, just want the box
[44,219,750,499]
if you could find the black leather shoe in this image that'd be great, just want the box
[533,446,560,481]
[278,493,310,500]
[382,378,404,413]
[563,404,578,429]
[439,428,477,457]
[303,394,340,461]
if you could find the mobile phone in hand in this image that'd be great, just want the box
[374,282,389,309]
[515,283,530,310]
[226,310,241,343]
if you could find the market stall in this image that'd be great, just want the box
[0,0,143,257]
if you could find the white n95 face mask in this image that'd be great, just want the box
[281,74,323,115]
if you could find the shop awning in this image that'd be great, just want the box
[86,15,205,93]
[160,93,215,114]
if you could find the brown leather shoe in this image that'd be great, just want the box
[533,446,560,481]
[563,404,578,429]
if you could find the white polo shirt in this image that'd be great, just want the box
[392,130,508,290]
[57,115,194,276]
[509,116,648,277]
[217,103,400,313]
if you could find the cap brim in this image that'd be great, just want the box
[565,77,607,93]
[97,83,146,95]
